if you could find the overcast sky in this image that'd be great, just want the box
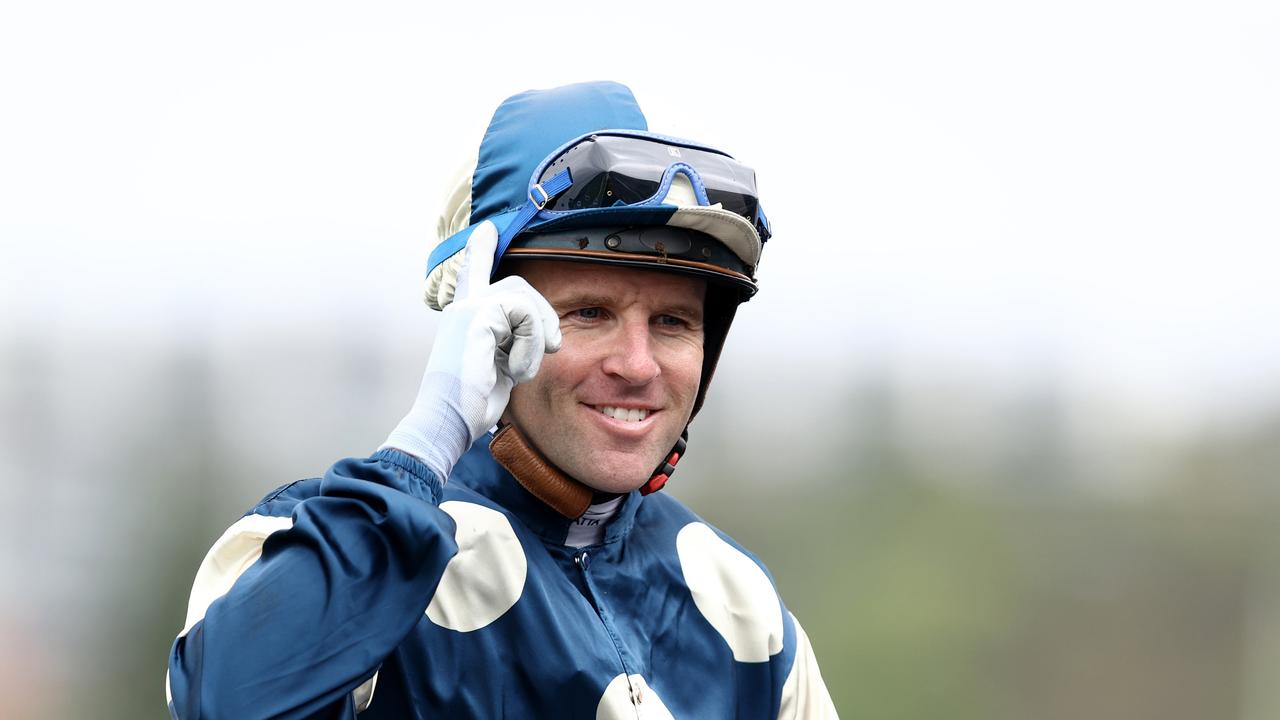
[3,0,1278,425]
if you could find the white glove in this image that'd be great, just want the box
[382,220,562,480]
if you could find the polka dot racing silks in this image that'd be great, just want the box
[166,440,837,718]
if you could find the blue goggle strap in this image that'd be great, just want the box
[496,168,574,261]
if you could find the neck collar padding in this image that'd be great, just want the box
[489,425,593,519]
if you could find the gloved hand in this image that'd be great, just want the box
[382,220,562,481]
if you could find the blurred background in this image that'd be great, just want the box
[2,1,1279,718]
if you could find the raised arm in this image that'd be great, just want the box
[166,221,561,719]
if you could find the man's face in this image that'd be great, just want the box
[502,260,706,494]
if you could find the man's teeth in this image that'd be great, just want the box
[597,406,649,422]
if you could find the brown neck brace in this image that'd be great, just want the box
[489,424,593,519]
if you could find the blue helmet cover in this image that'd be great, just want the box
[426,81,650,276]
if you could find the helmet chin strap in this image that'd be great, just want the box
[488,422,689,519]
[640,428,688,496]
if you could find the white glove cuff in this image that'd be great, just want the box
[380,373,487,482]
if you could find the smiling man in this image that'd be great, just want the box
[167,82,837,719]
[502,261,706,495]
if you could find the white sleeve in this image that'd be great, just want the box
[778,612,839,719]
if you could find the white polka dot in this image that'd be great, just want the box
[425,501,527,632]
[596,673,673,719]
[181,513,294,636]
[676,522,784,662]
[778,612,840,719]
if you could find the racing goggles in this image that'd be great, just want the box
[539,133,765,226]
[497,130,771,256]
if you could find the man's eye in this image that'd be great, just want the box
[656,314,686,327]
[574,307,602,320]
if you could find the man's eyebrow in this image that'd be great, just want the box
[657,300,704,319]
[549,292,614,310]
[549,292,703,319]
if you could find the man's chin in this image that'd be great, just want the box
[508,419,667,495]
[578,475,648,495]
[562,454,654,495]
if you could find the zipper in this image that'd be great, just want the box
[572,549,648,715]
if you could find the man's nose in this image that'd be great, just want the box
[601,320,660,385]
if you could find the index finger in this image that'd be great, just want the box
[455,220,498,301]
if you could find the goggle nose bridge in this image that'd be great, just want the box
[653,162,713,208]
